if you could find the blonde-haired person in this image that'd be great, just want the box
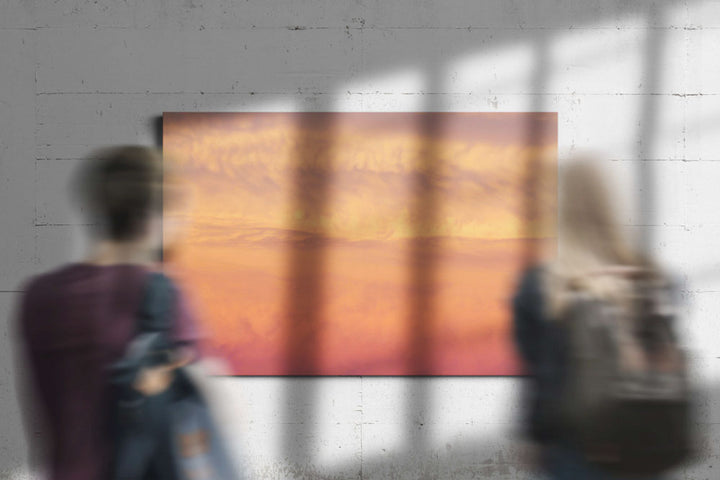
[512,157,667,480]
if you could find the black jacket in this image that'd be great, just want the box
[512,267,570,444]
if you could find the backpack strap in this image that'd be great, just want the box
[121,272,177,369]
[137,271,176,334]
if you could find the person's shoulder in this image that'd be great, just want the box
[517,263,546,290]
[16,265,77,329]
[512,263,548,308]
[20,264,72,297]
[21,263,122,297]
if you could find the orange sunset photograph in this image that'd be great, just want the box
[163,112,557,376]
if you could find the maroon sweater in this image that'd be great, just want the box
[17,263,201,480]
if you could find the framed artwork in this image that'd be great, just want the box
[163,112,556,375]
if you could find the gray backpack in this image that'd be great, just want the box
[559,272,693,475]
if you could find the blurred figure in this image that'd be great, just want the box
[513,157,692,479]
[16,146,201,480]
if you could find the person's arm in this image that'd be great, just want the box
[512,267,545,371]
[14,278,51,470]
[132,352,190,396]
[512,266,566,444]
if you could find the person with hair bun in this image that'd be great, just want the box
[512,157,674,480]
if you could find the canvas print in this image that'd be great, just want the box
[163,112,557,375]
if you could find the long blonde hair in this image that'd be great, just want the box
[546,157,654,316]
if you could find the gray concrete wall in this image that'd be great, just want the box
[1,1,719,478]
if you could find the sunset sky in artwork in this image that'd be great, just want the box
[163,112,557,375]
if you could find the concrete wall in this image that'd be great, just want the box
[1,1,719,478]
